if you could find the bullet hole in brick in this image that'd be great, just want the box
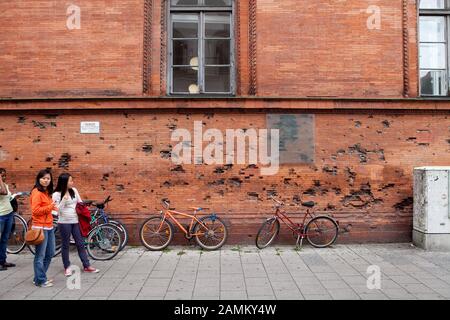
[45,156,53,162]
[348,144,385,163]
[209,179,225,186]
[116,184,125,191]
[99,137,105,140]
[217,190,224,196]
[32,121,56,129]
[17,116,26,124]
[58,153,72,169]
[247,192,260,200]
[354,121,362,128]
[332,187,342,195]
[345,167,356,186]
[44,114,58,119]
[393,197,413,211]
[323,166,338,175]
[266,190,277,197]
[14,158,19,161]
[204,195,211,201]
[337,149,346,155]
[142,144,153,154]
[204,113,214,119]
[341,183,382,209]
[284,178,291,184]
[33,137,41,143]
[214,164,232,173]
[163,181,173,187]
[246,164,258,169]
[85,151,91,155]
[167,123,177,130]
[123,113,129,118]
[446,139,450,144]
[102,173,109,181]
[379,183,395,191]
[0,128,4,131]
[160,150,171,159]
[108,146,115,150]
[228,177,243,187]
[343,224,352,233]
[326,204,336,210]
[171,165,185,172]
[292,195,301,204]
[382,120,391,128]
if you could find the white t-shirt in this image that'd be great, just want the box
[52,188,82,224]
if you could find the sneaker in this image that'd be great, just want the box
[33,279,53,285]
[64,268,73,277]
[83,266,99,273]
[0,265,7,271]
[36,280,53,288]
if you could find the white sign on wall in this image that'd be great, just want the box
[80,121,100,134]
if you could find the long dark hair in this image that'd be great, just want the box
[54,173,75,200]
[33,169,54,194]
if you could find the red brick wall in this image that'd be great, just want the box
[0,0,144,97]
[0,0,419,98]
[1,105,449,244]
[256,0,417,97]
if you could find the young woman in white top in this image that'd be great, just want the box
[53,173,99,276]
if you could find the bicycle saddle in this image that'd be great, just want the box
[302,201,315,208]
[190,207,209,211]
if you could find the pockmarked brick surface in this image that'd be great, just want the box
[0,109,449,244]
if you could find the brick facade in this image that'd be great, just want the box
[1,0,449,244]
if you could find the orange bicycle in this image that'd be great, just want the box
[139,199,228,251]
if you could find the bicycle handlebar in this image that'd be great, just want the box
[11,192,30,200]
[269,195,284,206]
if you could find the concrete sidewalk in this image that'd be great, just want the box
[1,243,450,300]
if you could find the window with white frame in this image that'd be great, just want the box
[419,0,449,96]
[169,0,234,95]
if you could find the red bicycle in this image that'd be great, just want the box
[256,196,339,249]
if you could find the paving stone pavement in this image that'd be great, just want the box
[1,243,450,300]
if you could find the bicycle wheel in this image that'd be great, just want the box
[7,214,27,254]
[305,216,339,248]
[139,216,174,251]
[109,219,129,251]
[86,223,122,260]
[255,218,280,249]
[193,216,228,250]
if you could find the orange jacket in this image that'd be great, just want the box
[30,188,56,228]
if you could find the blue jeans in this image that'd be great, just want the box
[33,229,55,285]
[59,223,90,269]
[0,212,14,265]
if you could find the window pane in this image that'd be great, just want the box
[173,14,198,38]
[420,70,447,95]
[173,67,199,93]
[205,67,230,92]
[205,39,230,64]
[173,40,198,65]
[171,0,200,5]
[419,0,445,9]
[204,0,232,7]
[420,16,446,42]
[420,43,446,69]
[205,13,230,38]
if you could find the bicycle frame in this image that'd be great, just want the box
[159,209,212,237]
[273,206,316,237]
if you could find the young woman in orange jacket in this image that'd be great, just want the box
[30,169,58,288]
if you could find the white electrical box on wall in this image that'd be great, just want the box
[413,167,450,251]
